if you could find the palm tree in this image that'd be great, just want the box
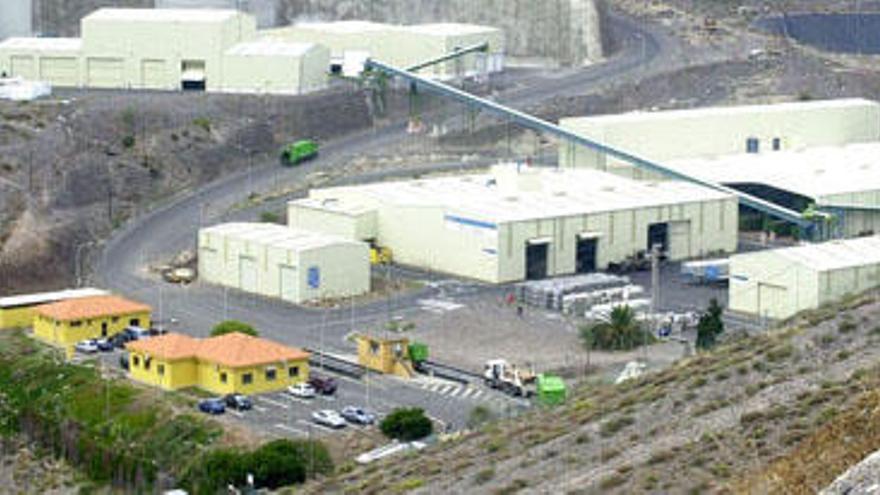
[580,305,649,351]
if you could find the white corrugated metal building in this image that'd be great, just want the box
[262,20,505,78]
[0,8,329,94]
[559,99,880,178]
[198,223,370,303]
[667,143,880,238]
[288,164,738,284]
[729,236,880,320]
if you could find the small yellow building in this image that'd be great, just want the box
[126,332,311,395]
[0,288,108,330]
[356,334,415,378]
[32,295,151,350]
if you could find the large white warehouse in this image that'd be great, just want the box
[288,164,738,284]
[668,143,880,238]
[559,98,880,177]
[198,223,370,304]
[263,21,505,78]
[0,8,329,94]
[729,236,880,320]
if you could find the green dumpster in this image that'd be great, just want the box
[280,139,318,166]
[537,374,566,406]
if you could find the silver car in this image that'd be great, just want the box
[312,409,347,429]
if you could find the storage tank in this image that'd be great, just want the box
[0,0,33,41]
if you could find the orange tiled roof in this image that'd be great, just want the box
[126,333,201,361]
[35,295,151,322]
[196,332,311,368]
[124,332,310,368]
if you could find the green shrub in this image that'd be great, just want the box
[838,320,857,334]
[580,305,654,351]
[211,320,258,337]
[192,117,212,133]
[380,408,433,441]
[260,211,281,224]
[599,415,635,438]
[474,467,495,485]
[122,135,136,148]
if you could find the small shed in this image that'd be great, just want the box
[198,222,370,304]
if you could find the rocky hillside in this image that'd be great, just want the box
[0,88,371,293]
[305,293,880,493]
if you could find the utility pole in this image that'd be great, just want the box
[649,244,661,357]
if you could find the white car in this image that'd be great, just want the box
[75,339,99,354]
[312,409,347,429]
[287,383,316,399]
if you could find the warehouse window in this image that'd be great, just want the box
[111,317,119,323]
[220,372,227,384]
[70,321,82,327]
[288,366,299,378]
[242,373,253,385]
[265,368,277,381]
[772,138,782,151]
[746,137,760,154]
[132,356,140,367]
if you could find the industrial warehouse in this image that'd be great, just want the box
[288,164,738,284]
[0,8,330,94]
[729,236,880,320]
[263,20,505,78]
[197,222,370,303]
[558,98,880,176]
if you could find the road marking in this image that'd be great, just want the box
[287,396,315,404]
[470,390,483,400]
[448,386,462,398]
[256,397,290,410]
[274,423,306,436]
[297,419,339,433]
[460,388,476,399]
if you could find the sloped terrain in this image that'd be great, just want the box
[305,293,880,494]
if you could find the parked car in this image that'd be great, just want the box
[340,406,376,425]
[224,394,253,411]
[198,398,225,415]
[309,374,338,395]
[109,332,132,349]
[287,383,316,399]
[75,339,99,354]
[148,327,169,337]
[122,326,151,341]
[95,338,114,352]
[119,353,129,370]
[312,409,347,429]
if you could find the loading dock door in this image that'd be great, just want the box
[141,59,167,88]
[576,237,598,274]
[10,56,34,78]
[279,266,298,302]
[39,57,78,86]
[181,60,206,91]
[87,58,125,88]
[239,256,258,293]
[525,240,550,280]
[647,223,669,253]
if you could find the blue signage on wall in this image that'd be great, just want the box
[308,266,321,289]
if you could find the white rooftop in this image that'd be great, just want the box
[401,23,498,36]
[563,98,879,125]
[751,235,880,272]
[0,37,82,51]
[293,197,376,216]
[201,222,363,251]
[84,8,241,23]
[225,41,315,57]
[290,20,393,34]
[0,288,108,309]
[307,164,732,224]
[667,143,880,201]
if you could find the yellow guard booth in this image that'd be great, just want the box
[126,332,311,395]
[32,295,151,352]
[356,334,415,378]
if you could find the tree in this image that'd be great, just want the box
[579,305,654,352]
[380,408,433,441]
[696,298,725,350]
[211,320,258,337]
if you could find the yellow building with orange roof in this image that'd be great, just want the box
[32,295,151,351]
[126,332,311,394]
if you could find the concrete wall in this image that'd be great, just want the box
[0,0,32,40]
[560,100,880,172]
[276,0,604,65]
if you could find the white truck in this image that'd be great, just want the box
[484,359,536,397]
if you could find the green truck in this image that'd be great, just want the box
[280,139,319,166]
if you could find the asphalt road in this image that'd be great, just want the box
[94,13,677,428]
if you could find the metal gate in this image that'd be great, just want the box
[239,256,258,293]
[525,240,549,280]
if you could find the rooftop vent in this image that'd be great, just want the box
[601,186,616,192]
